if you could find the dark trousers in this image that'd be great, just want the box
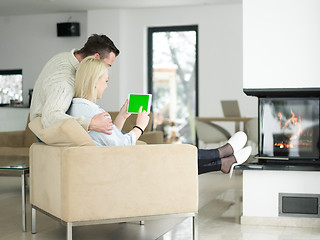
[198,149,221,175]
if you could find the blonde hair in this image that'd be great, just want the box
[74,56,109,102]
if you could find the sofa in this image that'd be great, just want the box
[28,117,199,240]
[0,116,37,157]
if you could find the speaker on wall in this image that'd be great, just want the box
[57,22,80,37]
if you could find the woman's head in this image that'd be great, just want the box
[75,56,109,102]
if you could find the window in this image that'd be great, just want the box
[0,69,23,105]
[148,25,198,144]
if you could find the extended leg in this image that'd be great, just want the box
[198,146,221,174]
[198,158,222,174]
[197,146,236,174]
[198,148,220,160]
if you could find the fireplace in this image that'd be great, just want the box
[259,97,319,162]
[244,89,320,165]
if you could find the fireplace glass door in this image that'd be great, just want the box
[259,98,319,160]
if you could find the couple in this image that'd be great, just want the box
[30,34,251,178]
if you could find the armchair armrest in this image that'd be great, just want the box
[0,131,24,147]
[30,143,198,222]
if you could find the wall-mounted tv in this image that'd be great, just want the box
[0,69,23,105]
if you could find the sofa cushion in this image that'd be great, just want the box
[0,131,24,147]
[28,117,95,147]
[0,146,29,156]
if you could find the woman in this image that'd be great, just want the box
[68,56,251,177]
[68,56,149,146]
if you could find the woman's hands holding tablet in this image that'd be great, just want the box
[115,98,150,139]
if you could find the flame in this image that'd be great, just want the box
[278,108,303,139]
[275,108,305,149]
[274,142,294,149]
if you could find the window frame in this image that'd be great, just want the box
[147,24,199,119]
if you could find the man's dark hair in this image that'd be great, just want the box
[75,34,120,59]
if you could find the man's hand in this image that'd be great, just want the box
[88,112,113,134]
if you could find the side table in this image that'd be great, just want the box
[0,155,29,232]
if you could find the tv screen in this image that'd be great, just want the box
[0,69,23,105]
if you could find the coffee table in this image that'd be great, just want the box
[0,155,29,232]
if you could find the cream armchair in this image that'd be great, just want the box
[28,118,198,240]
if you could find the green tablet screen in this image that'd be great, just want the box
[127,94,151,113]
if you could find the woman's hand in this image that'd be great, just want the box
[114,99,131,131]
[118,99,131,120]
[136,106,150,131]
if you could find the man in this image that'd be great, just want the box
[30,34,120,134]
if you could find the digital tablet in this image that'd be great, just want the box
[127,93,152,114]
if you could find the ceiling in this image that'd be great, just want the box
[0,0,240,17]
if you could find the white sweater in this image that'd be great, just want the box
[30,49,90,130]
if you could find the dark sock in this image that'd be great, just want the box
[218,143,234,159]
[221,155,236,174]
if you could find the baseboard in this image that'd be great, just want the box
[241,216,320,228]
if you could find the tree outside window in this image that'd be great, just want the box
[148,25,198,144]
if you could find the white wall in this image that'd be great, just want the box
[87,9,122,110]
[243,170,320,217]
[0,107,29,131]
[243,0,320,89]
[0,3,258,127]
[88,3,258,118]
[0,12,88,105]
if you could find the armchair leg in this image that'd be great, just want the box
[31,207,36,234]
[192,213,198,240]
[67,222,72,240]
[21,173,27,232]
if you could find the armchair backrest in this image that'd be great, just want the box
[28,112,160,147]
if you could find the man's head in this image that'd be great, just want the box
[75,34,120,66]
